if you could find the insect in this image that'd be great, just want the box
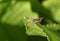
[24,17,43,24]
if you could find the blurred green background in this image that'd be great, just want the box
[0,0,60,41]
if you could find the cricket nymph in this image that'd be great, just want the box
[28,17,43,24]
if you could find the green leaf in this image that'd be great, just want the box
[39,24,60,41]
[42,0,60,23]
[24,17,60,41]
[0,0,38,41]
[23,17,46,37]
[1,1,38,25]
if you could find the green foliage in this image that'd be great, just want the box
[0,0,60,41]
[23,17,46,36]
[24,17,60,41]
[0,0,38,41]
[42,0,60,23]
